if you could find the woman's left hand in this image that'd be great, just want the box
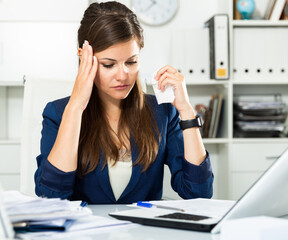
[155,65,195,119]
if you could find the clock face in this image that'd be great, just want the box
[132,0,179,26]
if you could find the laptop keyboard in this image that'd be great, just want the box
[156,212,210,221]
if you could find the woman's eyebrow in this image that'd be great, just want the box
[99,58,116,61]
[127,54,138,60]
[99,54,138,61]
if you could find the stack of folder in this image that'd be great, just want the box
[3,190,92,232]
[1,190,131,239]
[233,94,287,138]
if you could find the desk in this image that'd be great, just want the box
[87,204,220,240]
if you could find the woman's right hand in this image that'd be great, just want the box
[69,40,98,112]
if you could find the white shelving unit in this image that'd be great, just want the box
[227,1,288,199]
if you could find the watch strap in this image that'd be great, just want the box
[179,115,202,130]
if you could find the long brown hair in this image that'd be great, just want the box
[77,1,159,177]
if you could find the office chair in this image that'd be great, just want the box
[20,76,74,196]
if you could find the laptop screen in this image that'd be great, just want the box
[212,147,288,233]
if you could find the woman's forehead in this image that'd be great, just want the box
[95,39,140,60]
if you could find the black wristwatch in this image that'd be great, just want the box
[179,115,202,130]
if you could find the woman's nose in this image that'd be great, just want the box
[116,64,128,80]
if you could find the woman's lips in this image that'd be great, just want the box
[113,84,129,90]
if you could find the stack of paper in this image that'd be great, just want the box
[233,94,287,138]
[16,215,133,239]
[2,191,132,239]
[3,190,92,228]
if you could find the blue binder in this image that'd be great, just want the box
[14,219,74,232]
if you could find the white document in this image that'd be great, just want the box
[16,216,134,240]
[151,76,175,104]
[130,198,235,219]
[149,198,235,218]
[68,215,131,232]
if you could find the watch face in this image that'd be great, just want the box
[132,0,179,26]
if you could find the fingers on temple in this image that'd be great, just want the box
[89,56,98,79]
[86,43,93,67]
[79,41,93,75]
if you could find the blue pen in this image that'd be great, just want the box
[137,201,184,212]
[80,201,88,207]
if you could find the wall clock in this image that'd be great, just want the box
[131,0,179,26]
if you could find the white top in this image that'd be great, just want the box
[108,149,132,201]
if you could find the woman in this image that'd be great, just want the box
[35,1,213,204]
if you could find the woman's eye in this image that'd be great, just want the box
[103,64,114,68]
[126,61,137,65]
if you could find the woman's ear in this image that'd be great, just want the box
[78,48,83,61]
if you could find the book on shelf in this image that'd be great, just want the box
[208,95,219,138]
[234,0,242,20]
[211,94,224,138]
[202,95,214,138]
[264,0,277,19]
[280,2,288,19]
[269,0,287,20]
[252,0,276,20]
[202,94,224,138]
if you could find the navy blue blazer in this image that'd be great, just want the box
[35,95,213,204]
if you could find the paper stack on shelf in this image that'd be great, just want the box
[2,190,132,239]
[233,94,287,138]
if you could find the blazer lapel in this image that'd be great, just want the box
[119,136,142,200]
[95,151,116,202]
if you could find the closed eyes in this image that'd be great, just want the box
[102,61,138,69]
[102,64,114,68]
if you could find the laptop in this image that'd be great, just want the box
[110,147,288,233]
